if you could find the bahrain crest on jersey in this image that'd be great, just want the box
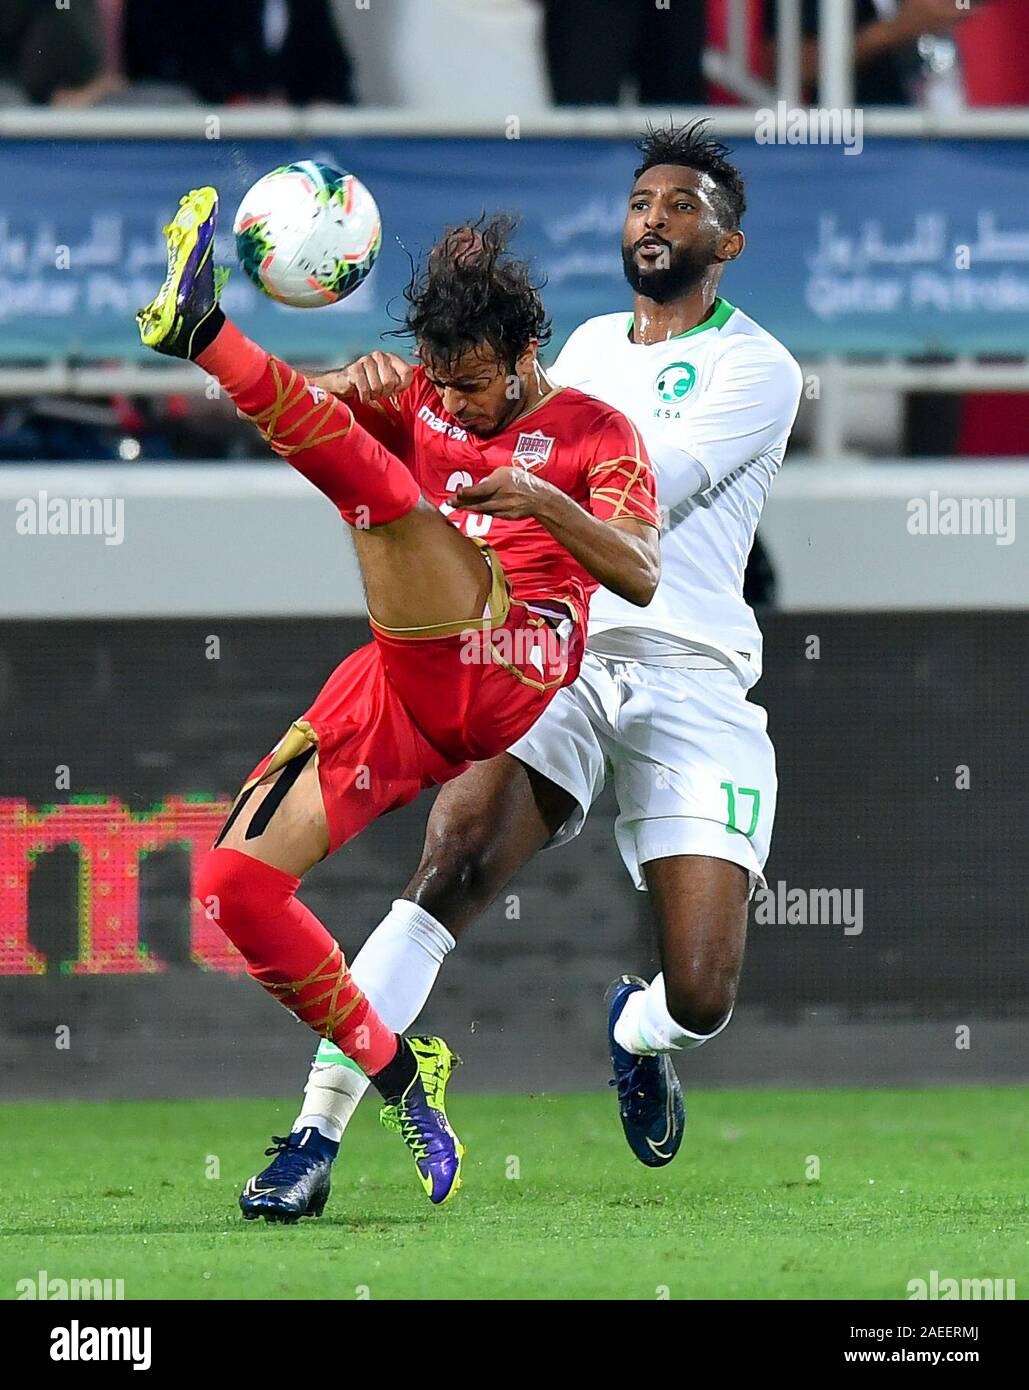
[511,430,555,471]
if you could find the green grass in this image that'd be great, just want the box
[2,1089,1025,1300]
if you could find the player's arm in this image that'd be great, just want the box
[454,408,661,605]
[539,494,660,606]
[308,351,416,451]
[453,467,660,606]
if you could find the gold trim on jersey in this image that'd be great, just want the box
[488,643,568,693]
[508,383,567,424]
[486,595,579,693]
[367,540,512,640]
[236,719,320,801]
[511,596,578,627]
[588,416,660,526]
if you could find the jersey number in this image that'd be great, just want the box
[439,470,493,537]
[721,782,760,837]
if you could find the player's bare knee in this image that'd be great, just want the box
[408,819,499,927]
[421,832,493,906]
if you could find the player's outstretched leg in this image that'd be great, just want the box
[136,186,492,636]
[136,186,421,528]
[605,975,685,1168]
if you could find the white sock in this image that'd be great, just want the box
[292,899,456,1140]
[612,973,733,1056]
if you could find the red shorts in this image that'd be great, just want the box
[241,595,584,854]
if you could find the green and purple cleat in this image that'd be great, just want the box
[136,185,228,359]
[380,1036,465,1206]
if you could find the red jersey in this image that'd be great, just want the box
[353,368,659,628]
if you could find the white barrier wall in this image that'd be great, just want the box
[1,462,1026,618]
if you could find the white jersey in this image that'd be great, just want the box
[549,299,803,685]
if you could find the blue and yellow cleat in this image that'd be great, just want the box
[606,975,685,1168]
[136,185,228,358]
[239,1127,337,1224]
[379,1036,464,1206]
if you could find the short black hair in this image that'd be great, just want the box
[634,119,746,229]
[394,213,551,373]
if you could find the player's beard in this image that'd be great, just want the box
[621,237,712,304]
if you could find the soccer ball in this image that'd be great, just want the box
[232,160,381,308]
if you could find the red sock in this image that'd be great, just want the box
[196,847,399,1075]
[196,319,422,527]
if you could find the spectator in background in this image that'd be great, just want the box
[119,0,355,105]
[540,0,705,105]
[763,0,982,107]
[276,0,356,105]
[0,0,107,105]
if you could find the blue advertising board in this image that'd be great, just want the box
[2,136,1028,362]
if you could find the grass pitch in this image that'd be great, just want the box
[2,1088,1025,1300]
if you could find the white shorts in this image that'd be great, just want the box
[508,651,776,893]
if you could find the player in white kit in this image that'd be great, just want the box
[240,122,802,1218]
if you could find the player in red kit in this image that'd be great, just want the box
[136,191,660,1205]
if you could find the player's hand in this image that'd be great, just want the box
[451,466,556,520]
[310,352,413,405]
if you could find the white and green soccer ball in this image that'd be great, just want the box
[233,160,381,308]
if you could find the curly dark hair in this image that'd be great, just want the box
[635,119,746,229]
[393,213,551,373]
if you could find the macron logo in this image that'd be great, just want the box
[418,403,467,441]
